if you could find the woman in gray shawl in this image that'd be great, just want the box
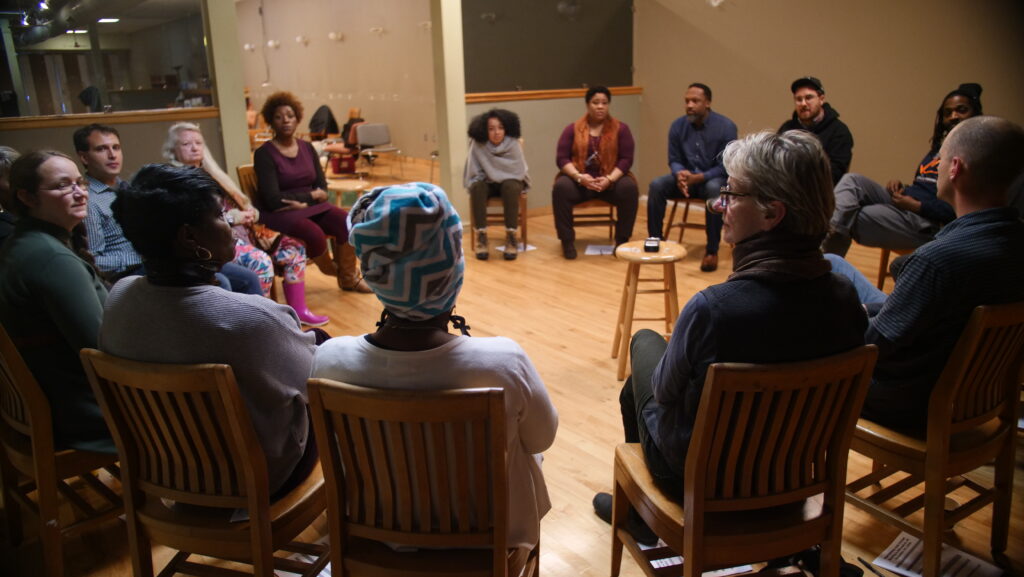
[464,108,529,261]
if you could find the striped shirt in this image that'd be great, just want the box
[83,175,142,276]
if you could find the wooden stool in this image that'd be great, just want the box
[611,240,687,380]
[663,197,705,242]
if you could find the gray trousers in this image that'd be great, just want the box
[829,173,940,256]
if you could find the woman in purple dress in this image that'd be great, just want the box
[253,91,370,293]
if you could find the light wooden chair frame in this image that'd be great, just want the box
[307,378,540,577]
[611,345,877,577]
[845,303,1024,577]
[471,192,529,248]
[573,198,617,240]
[80,349,329,577]
[0,326,122,577]
[663,197,706,242]
[875,247,912,290]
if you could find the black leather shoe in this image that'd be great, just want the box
[592,492,659,546]
[562,241,577,260]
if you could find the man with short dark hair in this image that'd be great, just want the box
[778,76,853,185]
[75,123,144,280]
[647,83,737,272]
[827,116,1024,430]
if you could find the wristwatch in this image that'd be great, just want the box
[576,174,582,184]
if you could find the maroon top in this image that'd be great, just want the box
[253,139,328,212]
[554,121,635,177]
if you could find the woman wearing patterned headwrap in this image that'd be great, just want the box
[311,182,558,551]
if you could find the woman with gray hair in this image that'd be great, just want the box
[311,182,558,551]
[163,122,328,326]
[592,130,867,547]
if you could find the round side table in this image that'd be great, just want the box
[611,240,687,380]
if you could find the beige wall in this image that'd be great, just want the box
[235,0,437,160]
[634,0,1024,192]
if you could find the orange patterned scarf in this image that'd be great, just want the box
[572,114,620,176]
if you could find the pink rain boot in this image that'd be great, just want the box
[282,281,329,327]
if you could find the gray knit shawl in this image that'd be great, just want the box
[463,137,530,190]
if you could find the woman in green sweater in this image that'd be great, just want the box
[0,150,113,452]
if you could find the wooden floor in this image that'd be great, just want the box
[2,157,1021,576]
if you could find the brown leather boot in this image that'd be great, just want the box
[336,242,372,292]
[311,251,338,276]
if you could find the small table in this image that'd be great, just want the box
[611,240,687,380]
[326,177,368,209]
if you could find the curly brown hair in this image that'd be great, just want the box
[260,91,304,127]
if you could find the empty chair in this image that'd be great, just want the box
[355,122,402,178]
[611,345,877,577]
[845,302,1024,577]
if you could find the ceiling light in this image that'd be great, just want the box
[97,18,119,23]
[66,29,88,34]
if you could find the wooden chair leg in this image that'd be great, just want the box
[616,264,641,381]
[991,436,1014,553]
[37,479,64,577]
[664,201,678,240]
[876,248,892,290]
[519,194,529,247]
[678,200,692,243]
[610,477,629,577]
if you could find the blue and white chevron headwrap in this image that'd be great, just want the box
[348,182,464,321]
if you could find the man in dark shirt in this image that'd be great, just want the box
[826,116,1024,431]
[0,146,20,247]
[778,76,853,186]
[646,83,737,272]
[822,84,982,256]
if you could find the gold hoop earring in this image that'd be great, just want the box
[194,246,213,261]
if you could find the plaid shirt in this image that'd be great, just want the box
[83,175,142,275]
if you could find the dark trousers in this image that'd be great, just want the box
[646,173,724,253]
[619,328,684,497]
[469,179,523,230]
[552,174,638,245]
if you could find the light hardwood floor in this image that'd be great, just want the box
[2,157,1020,576]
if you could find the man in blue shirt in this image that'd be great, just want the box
[826,116,1024,430]
[75,123,144,281]
[646,83,736,272]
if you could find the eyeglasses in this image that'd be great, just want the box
[707,184,752,213]
[45,178,88,195]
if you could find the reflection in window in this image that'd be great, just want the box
[0,0,211,117]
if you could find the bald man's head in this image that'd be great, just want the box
[940,116,1024,199]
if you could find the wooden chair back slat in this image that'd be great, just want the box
[236,164,258,204]
[931,304,1024,432]
[81,350,266,508]
[688,346,877,512]
[0,325,45,438]
[308,379,507,552]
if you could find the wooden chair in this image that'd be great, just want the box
[0,325,122,577]
[80,349,329,577]
[875,247,912,290]
[307,378,540,577]
[611,345,877,577]
[663,197,706,242]
[845,302,1024,577]
[236,163,285,300]
[471,192,530,248]
[573,198,617,240]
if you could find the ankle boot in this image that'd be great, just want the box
[282,281,329,327]
[474,229,489,260]
[336,242,372,293]
[503,229,518,261]
[311,251,338,276]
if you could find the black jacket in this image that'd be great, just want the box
[779,103,853,185]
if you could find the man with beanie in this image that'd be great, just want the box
[778,76,853,185]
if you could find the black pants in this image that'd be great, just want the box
[552,174,638,245]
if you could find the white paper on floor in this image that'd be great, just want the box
[874,531,1003,577]
[496,243,535,252]
[637,541,752,576]
[585,244,615,255]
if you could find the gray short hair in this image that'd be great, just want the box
[721,130,834,237]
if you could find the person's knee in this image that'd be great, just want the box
[630,328,664,356]
[500,179,524,195]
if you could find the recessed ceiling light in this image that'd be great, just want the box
[66,29,88,34]
[97,18,119,23]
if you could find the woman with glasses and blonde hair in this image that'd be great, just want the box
[163,122,328,326]
[0,150,114,453]
[592,130,867,544]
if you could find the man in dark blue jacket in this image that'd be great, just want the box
[646,83,737,272]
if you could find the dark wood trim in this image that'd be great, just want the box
[465,86,643,104]
[0,107,220,131]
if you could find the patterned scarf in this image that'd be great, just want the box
[572,114,620,176]
[348,182,464,320]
